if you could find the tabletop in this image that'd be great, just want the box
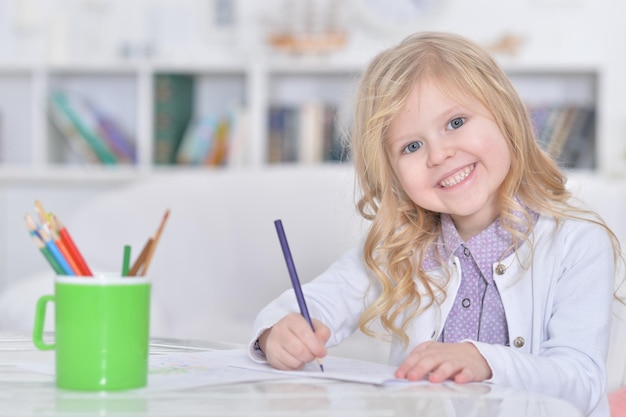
[0,332,583,417]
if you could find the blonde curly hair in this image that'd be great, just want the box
[352,31,620,345]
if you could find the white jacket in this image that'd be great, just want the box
[250,215,615,417]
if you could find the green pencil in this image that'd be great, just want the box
[122,245,131,276]
[31,232,64,274]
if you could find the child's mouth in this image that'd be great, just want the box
[439,164,475,188]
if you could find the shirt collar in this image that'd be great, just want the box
[422,208,538,272]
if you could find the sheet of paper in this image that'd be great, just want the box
[142,350,290,392]
[228,352,409,385]
[18,349,416,391]
[18,350,289,392]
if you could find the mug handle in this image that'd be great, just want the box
[33,295,55,350]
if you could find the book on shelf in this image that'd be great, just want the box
[266,106,284,164]
[546,106,579,158]
[176,115,219,165]
[48,100,100,164]
[267,103,348,164]
[153,74,195,165]
[267,105,298,163]
[204,116,230,166]
[298,102,324,164]
[48,91,133,165]
[86,103,136,163]
[225,105,250,167]
[558,107,595,169]
[528,104,595,169]
[323,105,349,163]
[174,106,247,166]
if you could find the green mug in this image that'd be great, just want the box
[33,274,151,391]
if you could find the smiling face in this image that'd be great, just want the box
[386,80,512,240]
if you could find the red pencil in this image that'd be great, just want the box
[53,233,81,275]
[53,215,93,276]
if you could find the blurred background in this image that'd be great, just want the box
[0,0,625,297]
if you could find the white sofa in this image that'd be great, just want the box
[0,165,389,362]
[1,166,625,381]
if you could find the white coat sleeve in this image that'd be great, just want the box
[248,246,380,362]
[471,220,615,417]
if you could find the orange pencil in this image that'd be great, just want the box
[128,209,170,276]
[128,238,154,276]
[53,215,93,276]
[140,209,170,276]
[53,233,81,275]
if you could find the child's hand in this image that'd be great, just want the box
[395,341,492,383]
[258,313,330,370]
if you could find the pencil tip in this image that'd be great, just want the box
[320,364,324,372]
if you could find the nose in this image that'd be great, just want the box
[426,140,455,167]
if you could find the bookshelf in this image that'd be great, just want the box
[0,61,603,182]
[508,69,598,170]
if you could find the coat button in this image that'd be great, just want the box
[513,337,525,348]
[462,298,471,308]
[495,264,506,275]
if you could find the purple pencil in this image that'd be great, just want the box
[274,219,324,372]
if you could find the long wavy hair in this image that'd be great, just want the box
[352,31,621,345]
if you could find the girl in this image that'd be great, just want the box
[249,32,621,417]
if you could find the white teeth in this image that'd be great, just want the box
[439,165,474,188]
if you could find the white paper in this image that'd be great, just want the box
[18,349,416,392]
[141,350,290,392]
[228,352,407,385]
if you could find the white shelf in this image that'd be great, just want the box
[0,59,604,183]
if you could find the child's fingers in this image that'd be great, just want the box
[452,367,476,384]
[427,360,464,383]
[264,313,328,369]
[395,341,436,380]
[269,342,310,370]
[288,317,328,359]
[395,342,492,383]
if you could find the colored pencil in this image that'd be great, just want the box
[34,200,50,227]
[139,209,170,276]
[53,236,80,275]
[128,238,153,276]
[47,216,81,275]
[53,215,93,276]
[25,214,74,276]
[122,245,131,276]
[274,219,324,372]
[38,226,75,276]
[34,201,81,274]
[49,217,82,276]
[29,230,65,275]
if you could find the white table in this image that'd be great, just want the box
[0,333,583,417]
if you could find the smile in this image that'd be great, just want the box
[439,164,475,188]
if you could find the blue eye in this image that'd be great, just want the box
[448,117,465,130]
[402,141,423,154]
